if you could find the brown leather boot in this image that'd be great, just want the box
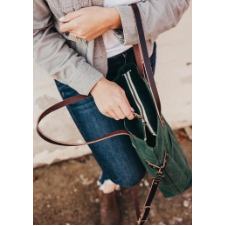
[99,190,120,225]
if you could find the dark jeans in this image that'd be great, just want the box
[55,43,157,187]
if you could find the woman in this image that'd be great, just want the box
[34,0,189,224]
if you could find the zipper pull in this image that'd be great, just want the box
[133,112,146,124]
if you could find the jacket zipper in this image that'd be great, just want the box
[123,70,157,138]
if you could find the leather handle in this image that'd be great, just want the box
[37,94,132,146]
[131,3,165,127]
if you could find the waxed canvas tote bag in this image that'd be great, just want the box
[37,3,192,225]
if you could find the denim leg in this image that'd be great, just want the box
[55,80,146,187]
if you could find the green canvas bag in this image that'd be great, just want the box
[37,3,192,225]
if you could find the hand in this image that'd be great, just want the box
[90,78,135,121]
[59,7,121,41]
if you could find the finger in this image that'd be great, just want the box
[104,112,112,118]
[120,96,135,120]
[60,20,78,33]
[59,10,83,23]
[108,110,120,121]
[113,106,125,120]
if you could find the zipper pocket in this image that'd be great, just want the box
[122,70,157,137]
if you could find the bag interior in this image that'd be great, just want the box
[114,63,158,147]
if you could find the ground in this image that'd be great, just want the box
[33,131,192,225]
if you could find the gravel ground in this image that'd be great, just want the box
[33,131,192,225]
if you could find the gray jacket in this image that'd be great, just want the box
[33,0,190,95]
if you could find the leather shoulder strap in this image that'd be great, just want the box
[133,151,168,225]
[131,3,165,127]
[131,4,167,225]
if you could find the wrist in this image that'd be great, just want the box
[90,77,107,96]
[106,8,122,30]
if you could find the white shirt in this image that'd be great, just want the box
[103,0,140,58]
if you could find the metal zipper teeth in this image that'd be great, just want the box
[123,71,157,136]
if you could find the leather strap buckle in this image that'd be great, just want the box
[145,151,168,172]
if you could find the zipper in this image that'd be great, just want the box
[122,70,157,138]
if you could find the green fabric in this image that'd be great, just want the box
[113,63,192,198]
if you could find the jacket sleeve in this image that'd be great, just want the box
[33,0,104,96]
[114,0,190,45]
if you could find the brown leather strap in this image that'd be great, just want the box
[133,44,144,78]
[37,94,132,146]
[131,3,165,127]
[136,151,168,225]
[131,5,168,223]
[137,180,159,225]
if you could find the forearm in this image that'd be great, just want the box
[34,27,103,95]
[114,0,190,45]
[34,0,104,95]
[106,8,122,30]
